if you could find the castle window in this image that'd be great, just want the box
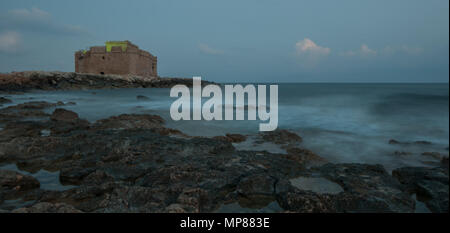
[102,56,105,60]
[100,72,105,75]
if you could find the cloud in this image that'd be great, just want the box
[341,44,376,57]
[400,45,424,55]
[295,38,330,56]
[360,44,376,55]
[7,7,51,22]
[198,43,225,55]
[0,31,22,54]
[0,7,87,36]
[294,38,330,67]
[342,44,423,58]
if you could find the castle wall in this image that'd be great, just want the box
[75,41,157,77]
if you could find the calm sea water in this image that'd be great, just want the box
[2,83,449,171]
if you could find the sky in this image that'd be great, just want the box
[0,0,448,83]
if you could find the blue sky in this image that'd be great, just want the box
[0,0,448,82]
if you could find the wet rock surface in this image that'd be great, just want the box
[0,97,11,105]
[392,166,449,213]
[50,108,80,123]
[0,100,448,213]
[389,139,433,145]
[258,129,303,146]
[0,170,40,202]
[136,95,150,100]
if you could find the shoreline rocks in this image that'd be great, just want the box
[0,101,448,213]
[0,71,216,92]
[392,166,449,213]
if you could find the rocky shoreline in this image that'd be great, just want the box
[0,98,448,213]
[0,71,214,92]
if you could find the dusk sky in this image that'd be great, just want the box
[0,0,448,83]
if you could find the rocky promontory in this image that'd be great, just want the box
[0,71,214,92]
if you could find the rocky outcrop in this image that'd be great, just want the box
[92,114,164,130]
[285,148,327,167]
[0,97,11,105]
[389,139,433,145]
[0,71,215,92]
[136,95,150,100]
[392,166,449,213]
[0,101,447,213]
[421,152,446,160]
[225,134,247,143]
[0,101,67,124]
[277,163,417,213]
[50,108,80,123]
[0,170,40,201]
[213,134,247,143]
[259,129,303,145]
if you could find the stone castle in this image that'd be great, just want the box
[75,41,157,77]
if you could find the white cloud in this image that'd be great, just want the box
[342,44,423,58]
[199,43,225,55]
[295,38,330,56]
[360,44,376,55]
[0,31,22,53]
[341,44,376,57]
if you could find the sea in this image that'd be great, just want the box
[2,83,449,172]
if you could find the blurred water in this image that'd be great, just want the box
[2,83,448,170]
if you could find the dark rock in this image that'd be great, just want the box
[285,147,327,167]
[9,101,62,110]
[315,163,415,212]
[0,101,66,123]
[0,102,429,213]
[0,97,12,104]
[441,156,449,168]
[237,174,276,196]
[0,71,216,92]
[388,139,432,145]
[0,170,40,200]
[392,166,448,213]
[50,108,79,123]
[136,95,150,100]
[389,139,400,144]
[421,152,445,160]
[236,174,277,209]
[259,129,302,145]
[393,151,412,156]
[212,136,232,142]
[277,190,338,213]
[225,134,247,143]
[414,141,432,145]
[0,121,46,142]
[0,170,40,190]
[93,114,164,130]
[11,202,82,213]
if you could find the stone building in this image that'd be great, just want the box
[75,41,157,77]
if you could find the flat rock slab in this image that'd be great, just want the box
[289,177,343,194]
